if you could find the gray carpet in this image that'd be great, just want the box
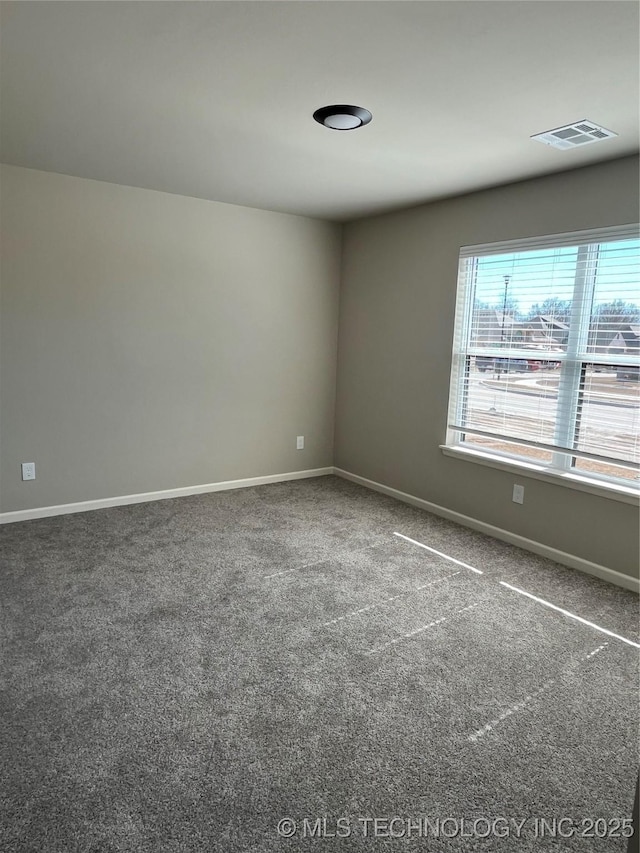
[0,475,638,852]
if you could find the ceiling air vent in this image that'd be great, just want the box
[531,120,617,150]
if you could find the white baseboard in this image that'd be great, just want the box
[3,464,636,594]
[334,467,639,594]
[0,467,334,524]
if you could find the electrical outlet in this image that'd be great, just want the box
[21,462,36,481]
[512,484,524,504]
[296,435,304,450]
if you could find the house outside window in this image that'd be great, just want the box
[446,225,640,494]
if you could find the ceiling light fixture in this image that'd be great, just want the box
[313,104,372,131]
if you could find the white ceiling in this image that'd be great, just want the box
[1,1,638,222]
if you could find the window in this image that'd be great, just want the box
[446,225,640,493]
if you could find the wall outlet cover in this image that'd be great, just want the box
[512,484,525,504]
[21,462,36,481]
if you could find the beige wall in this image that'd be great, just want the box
[335,156,640,579]
[2,158,638,579]
[0,165,341,511]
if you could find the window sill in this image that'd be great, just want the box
[440,445,640,506]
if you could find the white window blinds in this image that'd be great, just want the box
[447,225,640,487]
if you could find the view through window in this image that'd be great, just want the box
[447,226,640,489]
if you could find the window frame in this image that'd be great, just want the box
[445,224,640,499]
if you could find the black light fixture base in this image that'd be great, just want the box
[313,104,372,131]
